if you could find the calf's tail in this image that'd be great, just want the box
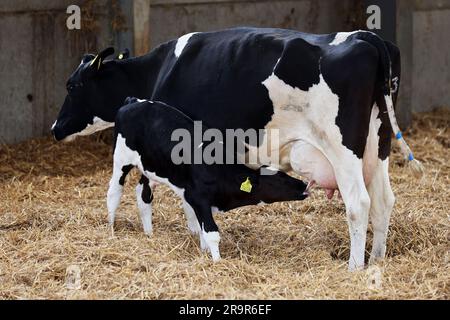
[358,31,424,177]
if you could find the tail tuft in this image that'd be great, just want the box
[408,158,425,178]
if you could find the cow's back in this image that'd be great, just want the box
[150,28,329,132]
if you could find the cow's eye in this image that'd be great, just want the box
[67,83,82,92]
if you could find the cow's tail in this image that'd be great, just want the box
[357,31,424,177]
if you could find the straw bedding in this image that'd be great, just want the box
[0,109,448,299]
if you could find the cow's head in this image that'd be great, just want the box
[51,47,131,141]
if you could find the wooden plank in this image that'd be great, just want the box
[133,0,151,56]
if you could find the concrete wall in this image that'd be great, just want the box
[147,0,360,49]
[396,0,450,127]
[0,0,117,144]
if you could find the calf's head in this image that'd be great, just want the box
[51,48,132,141]
[250,168,309,203]
[224,167,308,210]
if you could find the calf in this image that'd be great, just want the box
[107,98,308,261]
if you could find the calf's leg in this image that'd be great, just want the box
[107,164,133,235]
[182,200,202,236]
[135,175,154,236]
[185,194,220,261]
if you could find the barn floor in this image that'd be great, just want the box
[0,110,448,299]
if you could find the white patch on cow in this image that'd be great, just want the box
[201,228,221,262]
[174,32,199,58]
[257,201,267,206]
[63,116,114,142]
[51,120,57,131]
[362,104,382,185]
[264,166,279,172]
[329,30,361,46]
[211,206,223,214]
[107,174,123,228]
[135,182,152,235]
[262,72,372,270]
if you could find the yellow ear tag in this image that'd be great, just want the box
[118,54,124,60]
[240,177,252,193]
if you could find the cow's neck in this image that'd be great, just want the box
[119,48,169,99]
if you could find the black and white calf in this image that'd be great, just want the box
[108,98,309,261]
[53,27,423,270]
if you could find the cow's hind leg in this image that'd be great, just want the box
[336,162,371,271]
[135,175,154,236]
[290,139,371,270]
[107,163,133,235]
[368,158,395,264]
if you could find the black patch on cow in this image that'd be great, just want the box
[119,165,133,185]
[376,40,401,160]
[321,40,380,159]
[139,175,153,204]
[274,38,321,90]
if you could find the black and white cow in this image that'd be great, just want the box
[108,97,309,260]
[52,27,423,270]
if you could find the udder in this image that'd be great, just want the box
[289,140,378,199]
[290,141,338,190]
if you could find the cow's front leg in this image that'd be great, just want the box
[367,158,395,264]
[135,175,154,236]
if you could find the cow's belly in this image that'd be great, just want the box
[290,139,379,190]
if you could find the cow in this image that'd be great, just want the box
[108,97,309,261]
[51,27,423,270]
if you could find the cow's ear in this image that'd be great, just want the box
[89,47,115,71]
[117,48,130,60]
[82,54,96,64]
